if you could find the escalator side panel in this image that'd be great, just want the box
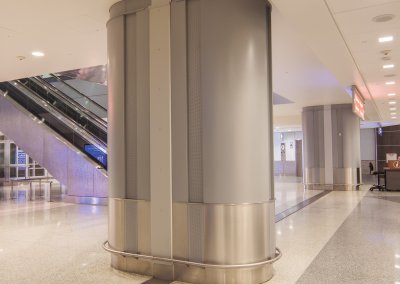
[0,94,108,201]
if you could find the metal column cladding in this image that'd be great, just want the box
[302,104,361,190]
[106,0,279,283]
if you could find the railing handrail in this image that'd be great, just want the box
[49,73,107,113]
[103,240,282,269]
[6,81,107,154]
[30,76,107,133]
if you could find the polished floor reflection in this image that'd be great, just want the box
[1,181,399,283]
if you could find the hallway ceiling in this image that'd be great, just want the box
[0,0,118,81]
[0,0,398,128]
[272,0,400,127]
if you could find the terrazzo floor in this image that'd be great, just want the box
[1,180,399,283]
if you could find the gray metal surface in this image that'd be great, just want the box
[107,0,277,282]
[107,200,277,283]
[303,104,361,188]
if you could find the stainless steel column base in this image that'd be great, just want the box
[106,243,280,283]
[174,263,274,284]
[63,195,108,205]
[305,184,360,191]
[106,200,279,283]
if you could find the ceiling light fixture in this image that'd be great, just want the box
[388,93,396,97]
[32,51,45,57]
[389,101,397,105]
[392,117,397,119]
[383,64,395,69]
[372,14,395,22]
[390,107,397,111]
[386,81,396,85]
[379,36,393,42]
[391,112,397,115]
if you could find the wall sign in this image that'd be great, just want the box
[17,148,26,164]
[352,85,365,120]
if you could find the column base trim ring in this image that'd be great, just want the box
[102,240,281,269]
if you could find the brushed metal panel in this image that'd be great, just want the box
[125,199,138,252]
[107,13,126,199]
[188,203,204,262]
[201,0,270,204]
[149,3,173,259]
[125,257,152,276]
[203,203,272,265]
[137,200,151,255]
[136,9,151,201]
[172,202,188,260]
[109,198,150,255]
[109,198,126,251]
[171,0,189,203]
[187,0,204,203]
[174,263,273,284]
[304,168,325,185]
[125,12,138,200]
[333,167,356,185]
[153,261,174,281]
[174,263,205,284]
[111,254,126,272]
[205,264,273,284]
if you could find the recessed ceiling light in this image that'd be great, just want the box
[372,14,395,23]
[386,81,396,85]
[390,107,396,111]
[32,51,45,57]
[379,36,393,43]
[389,101,397,105]
[388,93,396,97]
[391,112,397,115]
[383,64,394,69]
[392,117,397,119]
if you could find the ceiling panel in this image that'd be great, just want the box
[326,0,400,122]
[328,0,399,14]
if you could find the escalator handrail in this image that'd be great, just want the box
[49,73,107,113]
[30,76,107,133]
[7,80,107,154]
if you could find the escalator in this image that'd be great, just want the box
[0,75,108,204]
[41,73,108,120]
[0,77,107,168]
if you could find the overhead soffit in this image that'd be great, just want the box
[325,0,400,123]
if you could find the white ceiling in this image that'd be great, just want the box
[0,0,398,129]
[325,0,400,122]
[0,0,118,81]
[272,0,400,127]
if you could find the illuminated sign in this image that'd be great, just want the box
[84,144,107,168]
[352,86,365,120]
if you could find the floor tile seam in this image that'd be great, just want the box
[275,190,332,223]
[294,191,369,283]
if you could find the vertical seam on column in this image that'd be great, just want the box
[266,3,274,200]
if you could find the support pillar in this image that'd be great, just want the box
[107,0,277,283]
[302,104,361,190]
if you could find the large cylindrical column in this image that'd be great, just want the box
[107,0,277,283]
[303,104,361,190]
